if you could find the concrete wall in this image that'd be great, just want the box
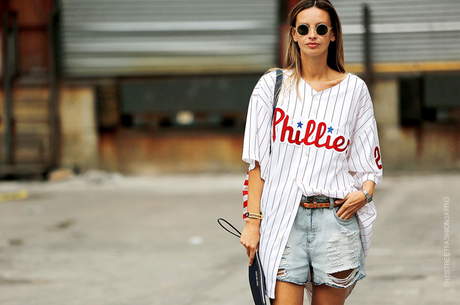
[0,86,98,174]
[99,130,246,175]
[59,87,99,171]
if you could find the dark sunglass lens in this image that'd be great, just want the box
[316,24,329,35]
[297,24,309,35]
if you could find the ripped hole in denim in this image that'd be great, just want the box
[277,244,291,280]
[277,269,287,277]
[326,267,360,288]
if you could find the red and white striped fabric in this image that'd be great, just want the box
[241,70,383,299]
[242,169,249,218]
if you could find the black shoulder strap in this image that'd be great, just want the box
[270,69,283,154]
[273,69,283,113]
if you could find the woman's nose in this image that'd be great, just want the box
[307,27,317,39]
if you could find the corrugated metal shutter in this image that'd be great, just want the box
[59,0,278,77]
[333,0,460,64]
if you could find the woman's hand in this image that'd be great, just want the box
[334,191,367,220]
[240,219,261,266]
[334,181,375,220]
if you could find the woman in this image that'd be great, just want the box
[240,1,383,304]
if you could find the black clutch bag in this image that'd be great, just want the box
[249,250,270,305]
[218,218,269,305]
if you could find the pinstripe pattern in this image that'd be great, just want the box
[242,70,383,299]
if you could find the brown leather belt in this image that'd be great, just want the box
[300,195,337,209]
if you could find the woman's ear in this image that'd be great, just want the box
[291,27,298,42]
[330,31,336,42]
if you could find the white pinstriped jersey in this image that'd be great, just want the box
[242,70,383,299]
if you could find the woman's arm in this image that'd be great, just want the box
[335,180,375,220]
[337,81,382,220]
[240,161,264,266]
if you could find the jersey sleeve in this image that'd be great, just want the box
[347,83,383,187]
[242,72,276,181]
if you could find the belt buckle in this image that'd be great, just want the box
[329,197,334,210]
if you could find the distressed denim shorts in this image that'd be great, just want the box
[276,205,366,289]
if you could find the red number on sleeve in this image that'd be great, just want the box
[374,147,383,169]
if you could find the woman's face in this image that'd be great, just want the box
[291,7,335,60]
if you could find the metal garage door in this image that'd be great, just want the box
[333,0,460,64]
[60,0,279,77]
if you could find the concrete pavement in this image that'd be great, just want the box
[0,171,458,304]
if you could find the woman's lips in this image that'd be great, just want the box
[307,43,319,48]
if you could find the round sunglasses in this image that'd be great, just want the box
[295,23,333,36]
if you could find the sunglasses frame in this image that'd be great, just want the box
[295,23,333,36]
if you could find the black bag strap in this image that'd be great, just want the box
[273,69,283,114]
[270,69,283,154]
[217,218,241,238]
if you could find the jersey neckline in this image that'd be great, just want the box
[301,73,351,95]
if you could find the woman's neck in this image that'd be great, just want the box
[300,54,332,82]
[298,53,347,93]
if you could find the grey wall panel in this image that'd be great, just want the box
[120,75,260,113]
[424,74,460,107]
[60,0,278,77]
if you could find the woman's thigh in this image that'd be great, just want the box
[271,281,304,305]
[311,271,351,305]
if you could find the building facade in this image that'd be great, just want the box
[1,0,460,176]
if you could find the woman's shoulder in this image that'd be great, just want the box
[255,70,275,89]
[347,73,368,88]
[260,68,283,81]
[255,68,287,94]
[261,68,292,81]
